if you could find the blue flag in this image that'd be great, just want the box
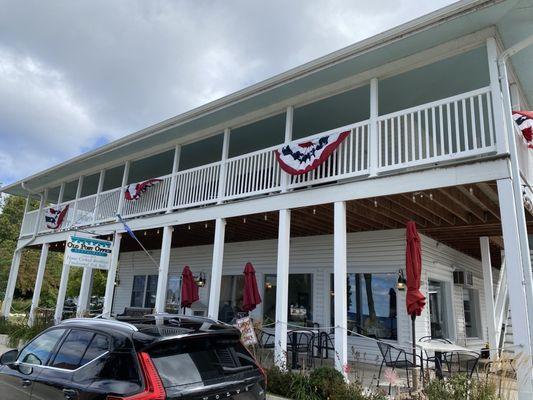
[117,214,138,241]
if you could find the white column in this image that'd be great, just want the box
[116,161,131,218]
[369,78,379,176]
[54,255,71,324]
[102,232,122,318]
[154,226,174,314]
[217,129,231,203]
[280,107,294,192]
[28,243,50,326]
[497,178,533,397]
[208,218,226,319]
[334,201,348,376]
[486,38,508,155]
[480,237,498,359]
[274,209,291,368]
[76,267,93,317]
[166,145,181,211]
[1,249,23,318]
[70,176,84,225]
[92,170,106,223]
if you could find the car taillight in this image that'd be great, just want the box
[107,352,165,400]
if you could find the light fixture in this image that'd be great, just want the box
[396,269,407,291]
[243,217,247,224]
[157,229,160,235]
[194,272,207,287]
[374,199,378,208]
[188,225,191,230]
[265,281,273,290]
[264,214,268,221]
[313,208,316,215]
[205,222,208,229]
[429,193,433,201]
[412,195,416,203]
[143,231,147,236]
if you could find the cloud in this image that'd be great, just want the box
[0,0,455,186]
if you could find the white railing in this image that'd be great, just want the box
[94,188,121,223]
[224,146,281,200]
[289,121,370,188]
[377,87,496,172]
[20,209,39,236]
[173,162,220,209]
[19,88,501,238]
[122,174,173,218]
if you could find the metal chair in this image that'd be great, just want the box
[442,351,480,378]
[377,341,422,393]
[256,329,275,349]
[287,330,315,369]
[313,331,335,361]
[418,336,452,372]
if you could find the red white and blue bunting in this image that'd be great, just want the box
[45,204,69,230]
[124,178,162,201]
[513,111,533,149]
[275,130,350,175]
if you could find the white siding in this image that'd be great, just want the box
[113,229,488,361]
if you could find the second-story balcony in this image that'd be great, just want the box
[19,86,502,238]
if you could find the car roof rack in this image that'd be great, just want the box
[60,317,138,331]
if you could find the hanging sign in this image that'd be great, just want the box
[235,317,258,346]
[65,235,113,270]
[275,130,349,175]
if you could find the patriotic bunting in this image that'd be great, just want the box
[45,204,69,229]
[275,130,350,175]
[124,178,162,201]
[513,111,533,149]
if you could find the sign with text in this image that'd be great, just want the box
[235,317,257,346]
[65,236,113,270]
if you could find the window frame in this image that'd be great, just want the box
[131,274,159,309]
[463,287,482,339]
[43,328,111,372]
[17,327,68,367]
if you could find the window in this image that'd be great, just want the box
[131,275,147,307]
[218,275,245,323]
[263,274,313,326]
[80,334,110,366]
[51,330,95,370]
[428,280,451,339]
[330,273,397,340]
[166,275,182,313]
[18,328,66,366]
[131,275,159,308]
[463,289,481,338]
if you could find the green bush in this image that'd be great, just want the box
[6,320,52,348]
[424,374,497,400]
[266,366,385,400]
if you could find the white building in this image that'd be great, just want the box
[2,0,533,397]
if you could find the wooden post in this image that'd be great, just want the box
[208,218,226,319]
[54,255,71,324]
[102,232,122,318]
[1,250,22,318]
[28,243,50,326]
[116,161,130,218]
[154,226,174,314]
[217,129,231,203]
[480,236,498,359]
[497,178,533,397]
[77,267,93,317]
[334,201,348,377]
[275,209,291,368]
[167,145,181,212]
[280,107,294,192]
[369,78,379,176]
[486,38,508,155]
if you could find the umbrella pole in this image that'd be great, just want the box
[411,315,416,365]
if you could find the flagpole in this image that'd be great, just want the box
[117,214,160,270]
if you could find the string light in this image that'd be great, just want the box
[264,214,268,221]
[143,231,147,236]
[412,195,416,203]
[243,217,246,224]
[205,223,208,229]
[469,187,474,195]
[429,193,433,201]
[312,208,316,215]
[374,199,378,208]
[157,229,160,235]
[188,225,191,230]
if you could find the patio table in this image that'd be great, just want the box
[416,341,471,379]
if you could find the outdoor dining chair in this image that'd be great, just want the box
[377,341,423,393]
[287,330,315,369]
[256,328,275,349]
[442,351,480,379]
[418,336,452,371]
[313,331,335,362]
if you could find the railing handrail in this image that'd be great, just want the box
[377,86,491,121]
[19,87,500,238]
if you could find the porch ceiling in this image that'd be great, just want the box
[43,180,533,266]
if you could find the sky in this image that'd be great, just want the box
[0,0,456,187]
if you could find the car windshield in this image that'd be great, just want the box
[149,335,258,388]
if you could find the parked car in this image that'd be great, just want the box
[0,315,266,399]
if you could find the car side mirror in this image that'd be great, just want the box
[0,349,18,366]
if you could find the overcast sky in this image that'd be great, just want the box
[0,0,456,187]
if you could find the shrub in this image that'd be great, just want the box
[308,366,346,399]
[265,366,294,398]
[424,374,498,400]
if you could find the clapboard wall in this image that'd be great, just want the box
[112,229,487,361]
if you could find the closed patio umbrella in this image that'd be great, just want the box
[181,266,199,310]
[406,221,426,365]
[242,262,262,312]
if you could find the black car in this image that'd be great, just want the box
[0,315,266,399]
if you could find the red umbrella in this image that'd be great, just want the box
[406,221,426,365]
[181,266,199,309]
[242,262,262,312]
